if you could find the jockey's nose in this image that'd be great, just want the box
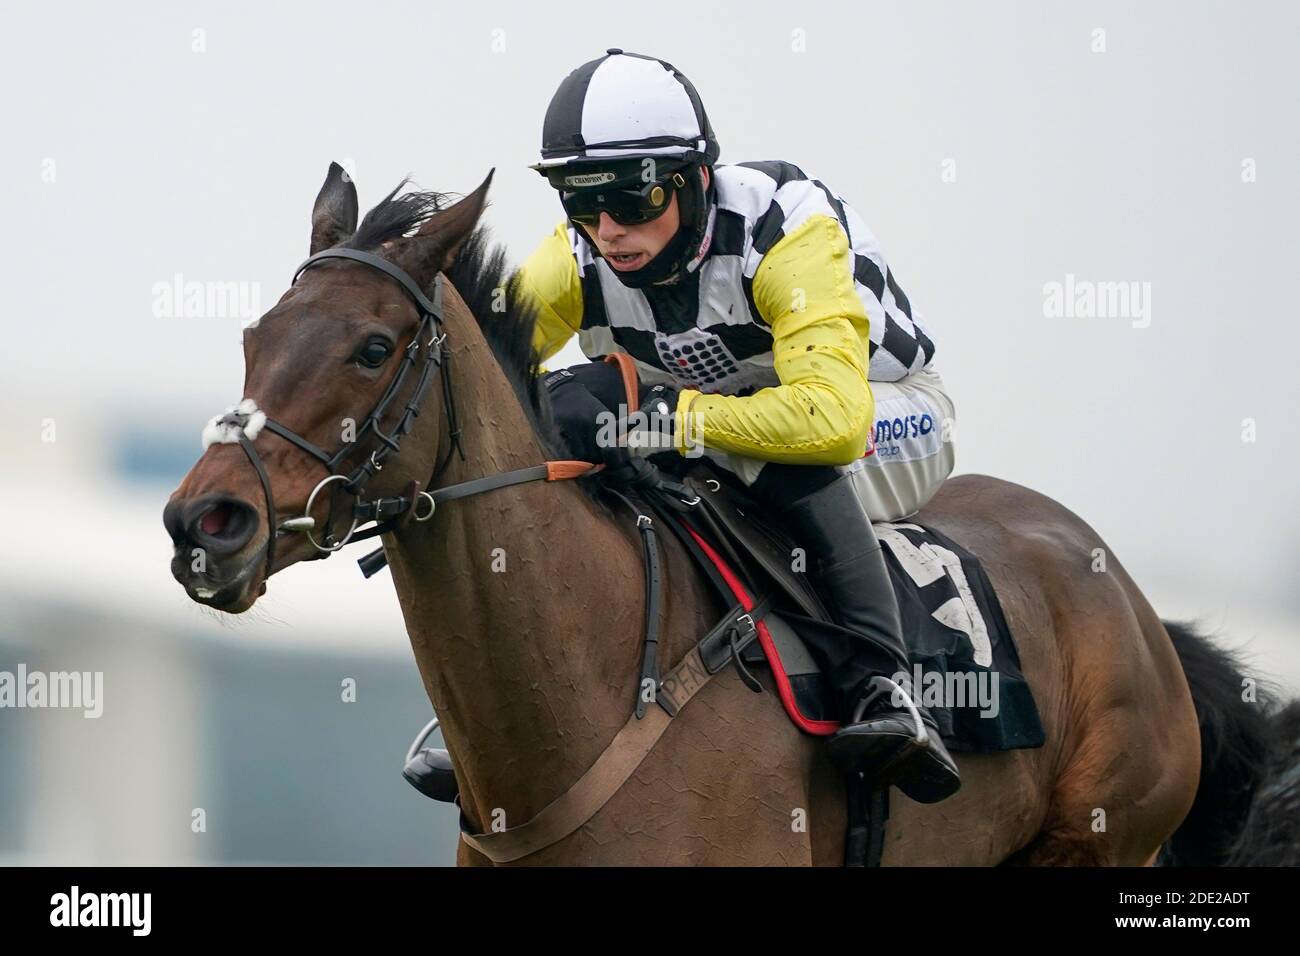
[596,211,626,241]
[164,493,260,558]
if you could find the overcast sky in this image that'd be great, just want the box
[3,1,1298,673]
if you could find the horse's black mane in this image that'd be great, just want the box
[442,227,561,457]
[344,180,452,252]
[342,181,602,501]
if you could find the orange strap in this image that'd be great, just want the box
[545,460,604,481]
[603,352,641,410]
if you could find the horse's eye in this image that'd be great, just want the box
[356,338,393,368]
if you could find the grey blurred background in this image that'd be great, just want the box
[1,0,1296,864]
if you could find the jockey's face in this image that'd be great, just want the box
[578,166,711,273]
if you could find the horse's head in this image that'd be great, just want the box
[164,163,492,613]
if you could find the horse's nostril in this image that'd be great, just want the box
[177,495,259,554]
[201,503,233,537]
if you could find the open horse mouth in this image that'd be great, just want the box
[164,493,273,613]
[169,539,268,613]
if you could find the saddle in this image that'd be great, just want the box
[625,458,1046,753]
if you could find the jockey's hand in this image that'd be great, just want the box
[623,383,680,457]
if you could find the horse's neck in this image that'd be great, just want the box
[383,312,650,827]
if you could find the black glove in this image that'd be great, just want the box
[626,383,681,456]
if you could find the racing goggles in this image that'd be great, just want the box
[560,171,688,227]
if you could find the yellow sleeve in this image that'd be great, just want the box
[512,221,585,365]
[674,214,874,466]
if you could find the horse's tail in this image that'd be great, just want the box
[1157,620,1294,866]
[1225,697,1300,865]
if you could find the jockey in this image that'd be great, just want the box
[405,49,961,807]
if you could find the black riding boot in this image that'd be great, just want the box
[778,472,962,804]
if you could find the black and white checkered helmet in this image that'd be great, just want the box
[531,48,720,179]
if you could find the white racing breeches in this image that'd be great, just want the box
[696,366,956,521]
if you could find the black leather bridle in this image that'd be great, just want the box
[207,246,679,585]
[211,247,464,582]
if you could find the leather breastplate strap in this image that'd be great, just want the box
[458,591,772,864]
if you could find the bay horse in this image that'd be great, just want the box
[165,165,1253,866]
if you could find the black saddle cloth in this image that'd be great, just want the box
[650,461,1046,754]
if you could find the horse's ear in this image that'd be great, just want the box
[309,162,359,254]
[392,169,494,288]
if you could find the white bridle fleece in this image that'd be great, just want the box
[201,398,267,449]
